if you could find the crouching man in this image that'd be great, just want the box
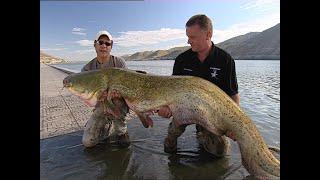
[81,30,130,148]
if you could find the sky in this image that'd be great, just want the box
[40,0,280,62]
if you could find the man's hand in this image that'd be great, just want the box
[226,131,236,141]
[157,105,172,118]
[110,90,122,98]
[231,93,240,106]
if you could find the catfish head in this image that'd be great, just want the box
[63,69,110,107]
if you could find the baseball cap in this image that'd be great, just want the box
[95,30,113,41]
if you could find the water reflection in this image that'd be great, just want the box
[167,148,231,180]
[82,143,132,179]
[41,118,261,180]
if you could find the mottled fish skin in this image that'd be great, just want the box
[63,68,280,179]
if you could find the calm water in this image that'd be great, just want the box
[44,60,280,179]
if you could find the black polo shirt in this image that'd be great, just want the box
[172,42,238,96]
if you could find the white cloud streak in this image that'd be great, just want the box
[240,0,279,11]
[73,27,85,31]
[114,28,186,47]
[73,49,96,55]
[40,48,67,51]
[112,41,189,57]
[76,40,92,46]
[72,32,86,36]
[72,27,87,36]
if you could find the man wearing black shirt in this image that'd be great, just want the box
[158,14,240,157]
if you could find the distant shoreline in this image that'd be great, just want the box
[51,59,280,64]
[42,57,280,64]
[125,59,280,61]
[47,64,74,74]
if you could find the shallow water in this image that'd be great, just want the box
[41,117,274,180]
[45,60,280,179]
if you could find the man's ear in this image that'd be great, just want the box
[207,30,212,40]
[111,40,113,48]
[94,40,97,47]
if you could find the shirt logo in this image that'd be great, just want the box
[183,68,193,72]
[210,67,220,79]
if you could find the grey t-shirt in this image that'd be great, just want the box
[81,55,129,135]
[81,55,127,72]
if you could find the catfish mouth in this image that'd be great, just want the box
[62,76,101,107]
[67,87,98,107]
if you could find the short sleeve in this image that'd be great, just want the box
[225,57,238,96]
[172,56,183,75]
[114,56,127,69]
[81,63,90,72]
[81,58,97,72]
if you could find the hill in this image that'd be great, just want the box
[40,52,68,64]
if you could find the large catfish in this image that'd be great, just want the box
[63,68,280,179]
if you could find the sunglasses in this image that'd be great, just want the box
[96,40,112,46]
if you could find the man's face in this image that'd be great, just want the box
[94,36,112,58]
[186,24,210,52]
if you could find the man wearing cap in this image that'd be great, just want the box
[81,30,131,148]
[82,30,126,71]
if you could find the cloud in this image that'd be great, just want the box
[162,43,189,50]
[113,28,186,47]
[61,49,96,62]
[240,0,279,11]
[76,39,92,46]
[40,48,67,51]
[73,27,85,31]
[73,49,96,55]
[72,32,86,35]
[111,41,189,57]
[50,49,96,62]
[72,27,86,36]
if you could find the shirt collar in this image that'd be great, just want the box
[207,42,215,60]
[193,42,215,64]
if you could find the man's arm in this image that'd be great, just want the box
[225,55,239,106]
[231,93,240,106]
[81,61,92,72]
[158,57,183,118]
[116,57,127,69]
[81,66,88,72]
[172,57,183,75]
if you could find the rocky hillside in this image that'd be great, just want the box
[122,23,280,60]
[122,46,190,61]
[40,52,68,64]
[216,23,280,59]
